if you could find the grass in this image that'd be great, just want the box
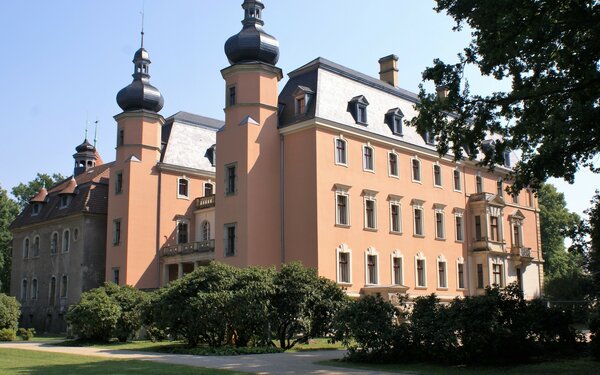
[286,338,344,352]
[0,348,251,375]
[319,357,599,375]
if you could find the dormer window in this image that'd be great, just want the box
[385,108,404,135]
[292,86,314,117]
[31,203,41,216]
[59,195,71,209]
[205,145,216,167]
[503,150,511,167]
[348,95,369,125]
[423,130,436,145]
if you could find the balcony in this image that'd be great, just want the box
[195,195,215,210]
[510,246,533,265]
[160,240,215,258]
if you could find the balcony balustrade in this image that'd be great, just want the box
[161,240,215,258]
[195,195,215,210]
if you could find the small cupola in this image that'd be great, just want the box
[224,0,280,66]
[116,30,164,113]
[73,139,97,176]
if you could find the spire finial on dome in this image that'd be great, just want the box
[140,2,145,48]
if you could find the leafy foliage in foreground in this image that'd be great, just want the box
[0,293,20,331]
[335,284,584,365]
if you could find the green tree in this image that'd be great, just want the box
[0,186,19,293]
[409,0,599,192]
[11,173,66,209]
[66,288,121,342]
[0,293,20,331]
[102,282,149,342]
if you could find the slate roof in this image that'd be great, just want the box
[10,162,112,230]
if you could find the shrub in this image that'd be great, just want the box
[66,288,121,342]
[0,328,16,341]
[145,325,167,343]
[0,293,20,331]
[17,327,35,341]
[103,282,149,342]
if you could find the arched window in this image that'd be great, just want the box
[31,278,38,300]
[178,177,190,198]
[33,236,40,257]
[21,279,28,301]
[23,237,30,258]
[62,230,70,252]
[49,276,57,305]
[60,275,68,298]
[201,221,211,241]
[50,232,58,254]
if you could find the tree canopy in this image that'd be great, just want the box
[0,186,19,293]
[410,0,600,191]
[11,172,66,209]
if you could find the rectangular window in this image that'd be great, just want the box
[178,178,189,198]
[412,159,421,182]
[50,233,58,254]
[492,264,504,286]
[226,164,236,195]
[417,259,426,287]
[516,268,523,290]
[118,129,124,147]
[225,223,236,257]
[458,263,465,289]
[414,208,424,236]
[455,215,464,241]
[204,183,214,197]
[115,172,123,194]
[112,268,120,285]
[335,139,347,165]
[62,230,70,252]
[434,165,442,186]
[60,275,68,298]
[392,257,402,285]
[228,86,236,107]
[31,279,38,300]
[177,221,189,244]
[21,280,27,301]
[336,194,349,226]
[512,192,519,204]
[367,255,377,284]
[477,264,484,288]
[393,116,402,135]
[338,252,350,283]
[453,170,461,191]
[390,204,401,233]
[113,220,121,246]
[295,96,306,115]
[476,176,483,193]
[49,277,56,305]
[438,261,447,288]
[388,153,398,177]
[357,105,367,123]
[363,146,374,171]
[513,224,521,247]
[365,199,376,229]
[490,216,499,241]
[497,180,503,196]
[475,215,482,241]
[435,212,445,239]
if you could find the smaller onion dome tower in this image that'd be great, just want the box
[73,139,97,176]
[224,0,280,66]
[116,31,164,113]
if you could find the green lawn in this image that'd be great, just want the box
[319,357,599,375]
[286,338,344,352]
[0,348,250,375]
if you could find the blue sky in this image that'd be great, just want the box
[0,0,597,216]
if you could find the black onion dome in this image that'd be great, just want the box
[116,46,164,113]
[225,0,279,66]
[75,139,95,153]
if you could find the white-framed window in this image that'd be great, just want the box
[23,237,30,259]
[113,219,121,246]
[385,108,404,135]
[453,169,462,191]
[437,255,448,289]
[224,223,237,257]
[31,278,38,300]
[62,230,70,252]
[389,200,402,234]
[334,136,347,166]
[490,215,501,242]
[336,243,352,284]
[50,232,58,254]
[363,190,378,230]
[411,157,421,182]
[476,174,483,193]
[412,199,425,236]
[349,95,369,124]
[492,262,504,287]
[21,279,28,301]
[454,209,464,242]
[334,184,351,227]
[511,191,520,204]
[32,235,40,257]
[433,164,442,187]
[527,190,534,208]
[201,220,211,241]
[363,144,374,172]
[496,178,504,196]
[434,205,446,240]
[457,257,465,289]
[365,247,379,285]
[59,195,71,209]
[178,176,190,199]
[357,104,367,123]
[391,250,403,285]
[388,151,399,177]
[60,275,68,298]
[177,219,189,244]
[31,203,41,216]
[415,252,427,287]
[204,182,214,197]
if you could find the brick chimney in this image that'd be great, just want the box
[378,54,399,87]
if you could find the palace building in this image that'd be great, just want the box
[10,0,543,332]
